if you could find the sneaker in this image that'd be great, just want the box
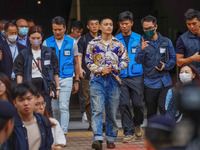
[106,141,115,149]
[82,112,88,123]
[122,135,135,143]
[92,140,102,150]
[135,126,142,138]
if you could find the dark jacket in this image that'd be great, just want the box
[0,36,5,44]
[4,112,53,150]
[135,33,176,78]
[13,45,59,95]
[0,40,26,79]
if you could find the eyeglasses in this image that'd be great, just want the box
[143,26,155,31]
[35,102,46,108]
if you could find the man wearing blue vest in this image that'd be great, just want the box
[176,9,200,74]
[135,15,176,119]
[43,16,79,135]
[115,11,144,143]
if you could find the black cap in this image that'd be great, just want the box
[0,101,17,119]
[148,115,176,132]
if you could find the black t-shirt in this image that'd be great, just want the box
[78,32,100,79]
[122,35,131,49]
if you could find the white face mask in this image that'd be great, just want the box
[8,35,17,42]
[179,73,192,84]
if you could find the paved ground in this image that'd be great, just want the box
[62,120,147,150]
[64,130,146,150]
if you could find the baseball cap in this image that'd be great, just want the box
[148,115,176,132]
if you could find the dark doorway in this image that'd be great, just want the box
[0,0,72,38]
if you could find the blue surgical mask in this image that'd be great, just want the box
[1,30,6,38]
[18,27,29,36]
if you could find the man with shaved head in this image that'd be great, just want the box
[16,18,30,47]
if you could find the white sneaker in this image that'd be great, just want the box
[82,112,88,123]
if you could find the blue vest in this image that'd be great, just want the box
[45,35,74,78]
[142,33,169,78]
[115,31,143,77]
[181,30,200,73]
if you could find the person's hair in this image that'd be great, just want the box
[146,127,172,149]
[71,20,83,30]
[175,63,200,90]
[141,15,157,26]
[87,16,99,24]
[0,73,12,103]
[100,16,113,24]
[180,63,200,82]
[51,16,66,27]
[184,8,200,21]
[27,18,34,22]
[4,21,17,32]
[118,11,133,22]
[12,82,38,100]
[37,92,56,127]
[28,25,43,37]
[16,18,27,27]
[0,20,9,26]
[0,118,9,130]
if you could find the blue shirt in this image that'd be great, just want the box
[136,34,176,88]
[17,35,28,47]
[7,40,19,78]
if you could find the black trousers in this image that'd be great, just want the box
[144,85,170,119]
[119,76,144,136]
[32,77,52,115]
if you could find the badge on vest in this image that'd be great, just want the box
[160,48,166,54]
[131,47,136,54]
[64,50,71,56]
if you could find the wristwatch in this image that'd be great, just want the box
[75,80,80,83]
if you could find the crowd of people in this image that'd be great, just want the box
[0,7,200,150]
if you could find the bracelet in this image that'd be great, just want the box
[75,80,80,83]
[56,87,61,90]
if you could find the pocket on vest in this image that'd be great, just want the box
[131,64,143,74]
[62,65,74,77]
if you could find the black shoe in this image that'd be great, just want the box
[88,125,92,131]
[92,140,102,150]
[107,141,115,149]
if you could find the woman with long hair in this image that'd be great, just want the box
[0,73,12,103]
[165,63,200,121]
[13,25,60,114]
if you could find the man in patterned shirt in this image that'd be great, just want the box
[85,16,129,150]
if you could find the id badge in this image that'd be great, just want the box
[160,48,166,54]
[64,49,71,56]
[131,47,136,54]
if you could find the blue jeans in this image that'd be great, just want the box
[51,78,73,134]
[90,75,120,142]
